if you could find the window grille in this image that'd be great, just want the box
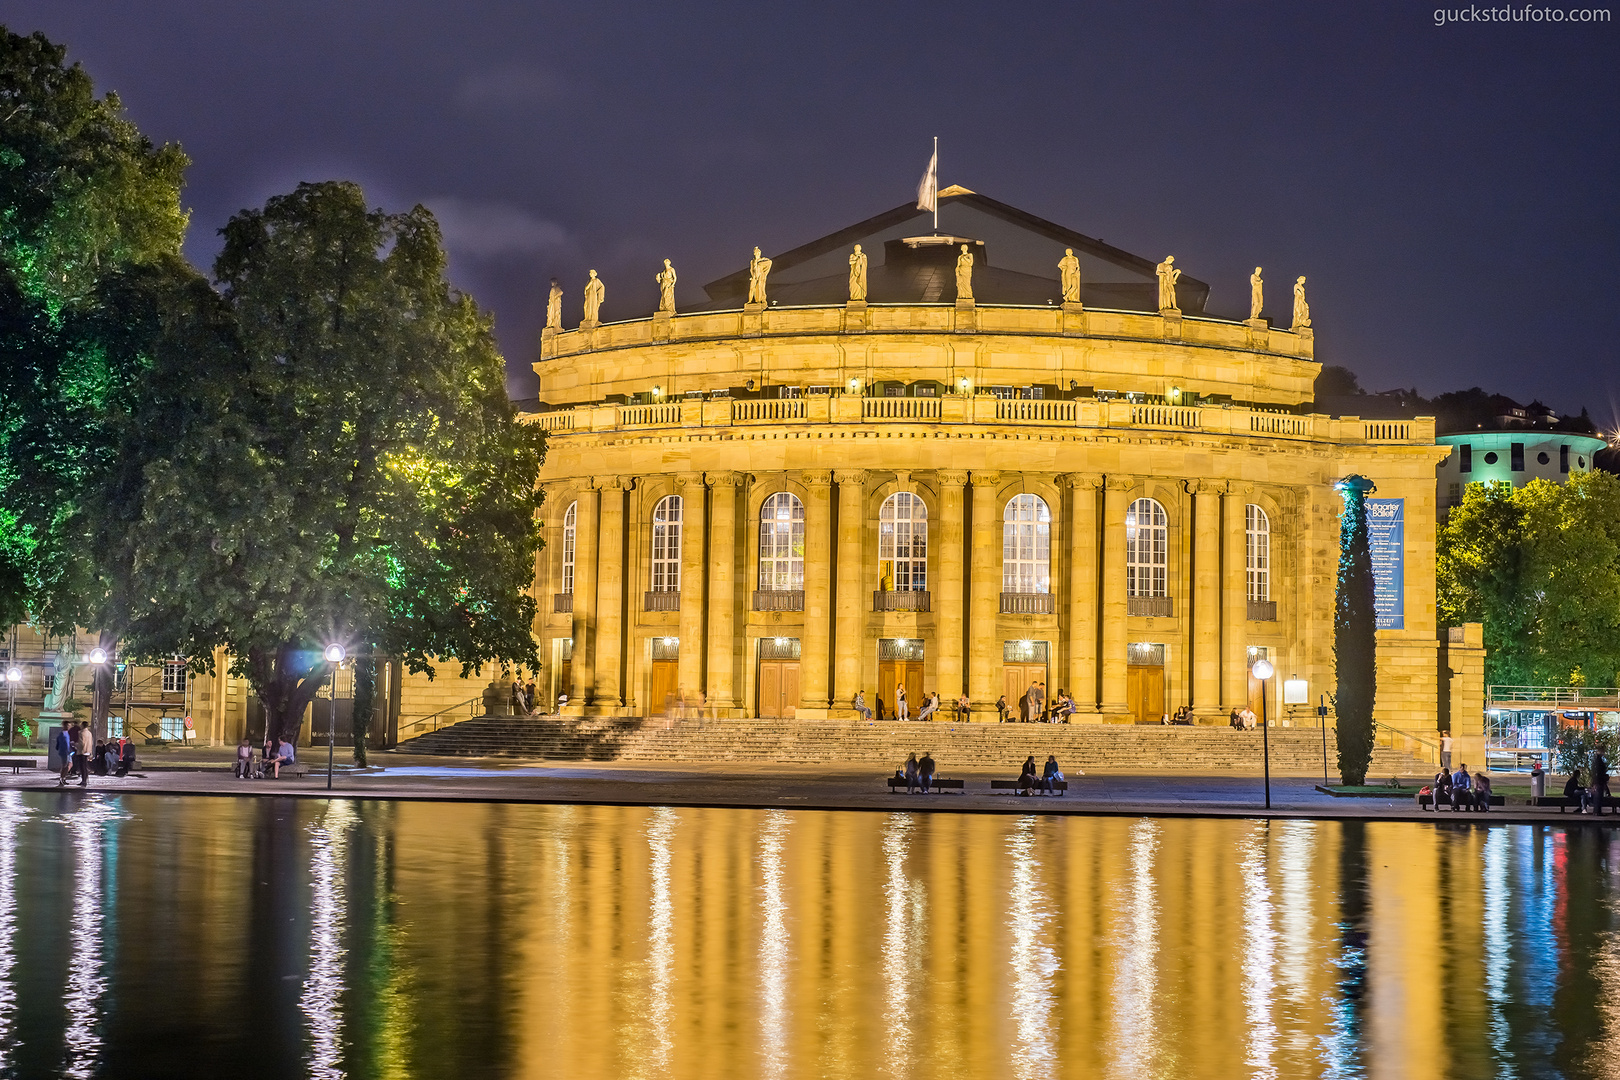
[1245,504,1270,602]
[758,492,806,591]
[1125,498,1168,598]
[878,492,928,592]
[1002,494,1052,594]
[651,495,682,592]
[561,501,577,594]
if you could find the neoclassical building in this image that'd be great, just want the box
[528,188,1449,728]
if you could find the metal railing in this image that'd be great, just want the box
[1486,685,1620,709]
[1373,720,1440,767]
[396,696,483,742]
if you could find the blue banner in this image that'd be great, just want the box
[1367,498,1405,631]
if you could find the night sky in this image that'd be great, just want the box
[9,2,1618,424]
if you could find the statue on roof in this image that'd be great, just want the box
[1249,267,1264,321]
[1059,248,1082,304]
[848,244,868,302]
[955,244,974,302]
[583,269,605,325]
[747,247,772,306]
[545,278,563,329]
[656,259,677,314]
[1292,276,1311,329]
[1156,256,1180,312]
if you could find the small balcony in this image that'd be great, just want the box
[553,593,573,614]
[1127,595,1174,618]
[1248,599,1278,622]
[643,590,680,612]
[753,589,805,612]
[1000,592,1055,615]
[873,590,931,612]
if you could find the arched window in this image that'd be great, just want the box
[1002,494,1051,593]
[1246,504,1270,602]
[561,501,577,594]
[759,492,806,590]
[651,495,682,592]
[1125,497,1167,598]
[879,492,928,592]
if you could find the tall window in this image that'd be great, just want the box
[651,495,682,592]
[1002,494,1051,593]
[162,658,188,694]
[1125,497,1167,597]
[561,501,577,594]
[879,492,928,591]
[759,492,805,590]
[1246,504,1270,602]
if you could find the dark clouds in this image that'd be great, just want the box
[8,1,1618,426]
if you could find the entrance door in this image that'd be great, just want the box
[1126,642,1166,724]
[650,659,678,717]
[877,661,925,720]
[1004,665,1048,719]
[757,661,800,718]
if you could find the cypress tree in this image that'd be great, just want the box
[1334,475,1377,785]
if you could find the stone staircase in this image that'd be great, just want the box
[395,715,1434,775]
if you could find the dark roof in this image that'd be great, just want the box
[691,189,1210,314]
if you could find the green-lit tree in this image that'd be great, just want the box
[108,181,545,750]
[1334,475,1377,785]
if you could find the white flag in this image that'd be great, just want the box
[916,145,937,213]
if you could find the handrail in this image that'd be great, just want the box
[396,696,483,741]
[1374,720,1440,765]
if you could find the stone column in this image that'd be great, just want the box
[1099,476,1133,717]
[798,471,834,715]
[1190,479,1223,718]
[1065,474,1101,713]
[832,470,867,712]
[968,471,1001,710]
[706,472,742,712]
[1221,483,1251,712]
[676,473,707,702]
[569,484,600,709]
[934,471,969,709]
[592,477,627,710]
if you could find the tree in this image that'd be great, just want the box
[1334,475,1377,785]
[1314,364,1363,399]
[110,181,545,748]
[1439,473,1620,688]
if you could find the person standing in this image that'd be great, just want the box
[895,683,908,722]
[55,723,74,788]
[75,721,93,787]
[1440,730,1453,773]
[1591,750,1611,814]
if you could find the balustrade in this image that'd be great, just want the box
[1127,595,1174,618]
[752,589,805,611]
[999,592,1056,614]
[873,590,931,612]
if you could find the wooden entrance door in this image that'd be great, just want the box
[1127,665,1165,723]
[1004,664,1049,720]
[877,661,925,720]
[649,659,678,717]
[758,660,800,719]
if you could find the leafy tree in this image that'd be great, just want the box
[1439,472,1620,688]
[110,181,545,748]
[1314,364,1363,399]
[1334,475,1377,785]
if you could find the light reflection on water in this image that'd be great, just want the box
[0,797,1616,1078]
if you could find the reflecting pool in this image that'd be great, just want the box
[0,792,1617,1078]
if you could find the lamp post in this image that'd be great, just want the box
[4,666,19,750]
[1252,658,1275,809]
[86,647,109,741]
[324,644,346,790]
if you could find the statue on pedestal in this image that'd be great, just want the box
[955,244,974,302]
[656,259,677,314]
[42,655,75,715]
[545,278,563,329]
[582,269,605,325]
[1249,267,1264,321]
[1059,248,1082,304]
[747,247,772,306]
[1292,275,1311,329]
[1156,256,1180,312]
[848,244,868,302]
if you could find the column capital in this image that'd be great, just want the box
[706,470,744,488]
[675,471,707,491]
[833,469,867,487]
[798,469,833,488]
[594,474,632,492]
[1058,472,1102,491]
[1224,481,1255,498]
[1185,478,1226,496]
[969,470,1001,486]
[1104,475,1136,492]
[936,470,969,487]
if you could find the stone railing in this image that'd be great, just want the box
[553,593,573,614]
[522,396,1436,446]
[1247,599,1277,621]
[873,590,931,612]
[643,590,680,611]
[1000,591,1056,614]
[752,589,805,611]
[1127,596,1174,618]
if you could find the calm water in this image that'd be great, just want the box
[0,793,1616,1078]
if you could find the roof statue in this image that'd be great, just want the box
[1249,267,1264,321]
[583,269,605,325]
[955,244,974,302]
[546,278,563,329]
[1156,255,1181,313]
[848,244,868,302]
[747,247,773,306]
[1292,276,1311,329]
[656,259,677,314]
[1058,248,1082,304]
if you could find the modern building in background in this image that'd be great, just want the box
[1435,407,1607,511]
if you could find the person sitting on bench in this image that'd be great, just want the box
[270,739,296,778]
[234,738,255,779]
[116,738,136,777]
[916,693,938,723]
[918,752,937,793]
[1449,764,1472,811]
[1018,756,1040,796]
[1430,767,1453,811]
[903,753,920,794]
[1043,755,1064,794]
[1565,768,1590,813]
[1473,770,1494,812]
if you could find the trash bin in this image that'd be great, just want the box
[1530,763,1546,800]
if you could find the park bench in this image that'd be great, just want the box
[990,779,1068,795]
[1530,795,1620,814]
[2,759,35,775]
[885,776,963,793]
[1416,792,1504,810]
[263,761,310,780]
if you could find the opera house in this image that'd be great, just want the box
[528,187,1458,732]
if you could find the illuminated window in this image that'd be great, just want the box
[879,492,928,592]
[1002,494,1051,593]
[162,658,188,694]
[1246,505,1270,602]
[1125,498,1167,598]
[651,495,682,592]
[758,492,806,590]
[561,501,577,594]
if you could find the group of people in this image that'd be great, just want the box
[233,736,298,779]
[896,751,939,792]
[1015,754,1068,795]
[1426,762,1495,811]
[997,683,1076,724]
[854,687,972,723]
[1557,750,1613,813]
[53,722,137,787]
[1228,707,1259,729]
[510,679,537,715]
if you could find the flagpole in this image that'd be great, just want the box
[933,136,939,233]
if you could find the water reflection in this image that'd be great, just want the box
[0,792,27,1069]
[1241,824,1278,1080]
[302,799,356,1080]
[881,813,915,1074]
[1109,818,1161,1080]
[640,806,676,1079]
[59,796,124,1080]
[757,810,790,1080]
[1008,815,1057,1080]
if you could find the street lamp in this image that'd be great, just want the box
[4,666,19,751]
[324,644,346,790]
[88,647,108,665]
[1252,658,1275,808]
